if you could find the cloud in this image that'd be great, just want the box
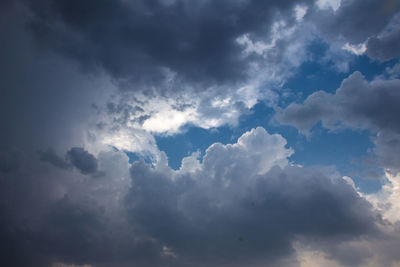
[38,148,71,170]
[365,11,400,61]
[66,147,98,175]
[11,0,321,135]
[22,0,313,87]
[373,131,400,173]
[39,147,101,175]
[367,28,400,61]
[366,172,400,223]
[276,72,400,134]
[312,0,400,44]
[341,42,366,56]
[2,0,399,146]
[275,71,400,172]
[0,148,163,267]
[2,127,400,267]
[12,0,399,139]
[307,0,400,71]
[125,127,379,266]
[0,147,22,173]
[316,0,341,11]
[0,3,115,152]
[385,63,400,79]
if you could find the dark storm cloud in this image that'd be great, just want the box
[21,0,314,89]
[66,147,98,175]
[275,71,400,172]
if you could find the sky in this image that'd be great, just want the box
[1,0,400,266]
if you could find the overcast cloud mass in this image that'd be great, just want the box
[1,0,400,266]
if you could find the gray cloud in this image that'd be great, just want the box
[0,147,21,173]
[0,2,114,153]
[38,148,71,170]
[125,128,379,266]
[39,147,100,175]
[276,72,400,134]
[126,163,378,266]
[367,28,400,61]
[66,147,98,175]
[373,131,400,173]
[366,11,400,61]
[312,0,400,44]
[304,0,400,70]
[275,71,400,172]
[0,149,166,267]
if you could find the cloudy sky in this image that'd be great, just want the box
[1,0,400,266]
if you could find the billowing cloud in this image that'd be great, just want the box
[125,127,381,266]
